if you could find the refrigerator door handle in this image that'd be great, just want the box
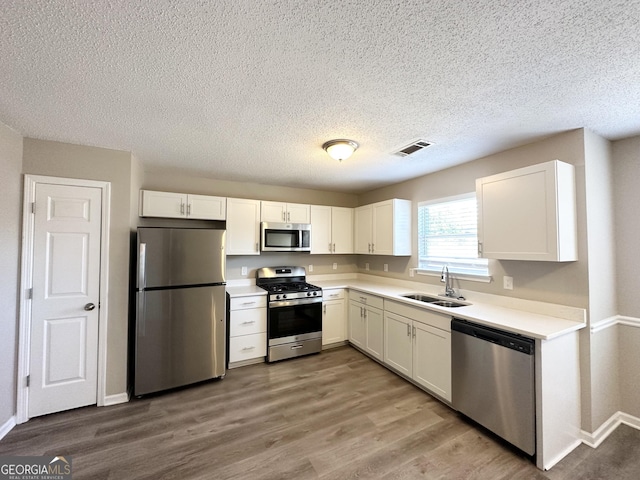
[139,243,147,289]
[137,290,146,337]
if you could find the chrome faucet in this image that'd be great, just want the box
[441,266,456,298]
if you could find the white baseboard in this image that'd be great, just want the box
[0,416,16,441]
[103,392,129,406]
[581,411,640,448]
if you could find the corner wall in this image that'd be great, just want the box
[0,121,23,432]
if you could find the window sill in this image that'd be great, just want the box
[414,268,493,284]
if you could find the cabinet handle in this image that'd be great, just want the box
[187,203,191,216]
[180,203,185,215]
[256,242,259,252]
[329,293,339,298]
[407,323,411,337]
[371,243,375,253]
[329,242,332,252]
[241,301,256,306]
[359,296,367,303]
[360,306,364,317]
[323,305,327,314]
[242,346,256,351]
[287,211,291,222]
[332,243,336,253]
[368,243,371,253]
[478,242,483,255]
[241,320,256,324]
[363,308,367,320]
[412,326,416,338]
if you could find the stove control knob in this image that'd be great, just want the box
[312,291,317,296]
[306,292,311,297]
[282,294,287,299]
[276,295,281,300]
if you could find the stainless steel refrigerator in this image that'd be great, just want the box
[134,227,226,396]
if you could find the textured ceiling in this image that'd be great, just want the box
[2,1,640,193]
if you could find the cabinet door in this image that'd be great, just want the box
[287,203,311,223]
[226,198,261,255]
[310,205,332,254]
[332,207,354,254]
[354,205,372,254]
[384,312,412,377]
[188,194,226,220]
[476,160,576,261]
[140,190,186,218]
[323,300,346,345]
[364,306,384,361]
[372,200,394,255]
[413,322,451,401]
[348,301,365,348]
[261,201,287,222]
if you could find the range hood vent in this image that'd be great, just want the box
[394,140,433,156]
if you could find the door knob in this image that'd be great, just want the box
[84,303,96,311]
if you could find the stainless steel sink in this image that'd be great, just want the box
[401,293,468,308]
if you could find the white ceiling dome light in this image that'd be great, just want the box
[322,139,359,162]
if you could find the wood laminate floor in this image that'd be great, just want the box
[2,346,639,479]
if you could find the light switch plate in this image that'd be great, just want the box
[241,266,247,276]
[332,263,337,270]
[384,263,388,272]
[308,264,313,273]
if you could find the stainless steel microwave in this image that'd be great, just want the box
[261,222,311,252]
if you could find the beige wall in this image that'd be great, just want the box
[0,122,23,427]
[22,139,133,397]
[143,170,359,207]
[357,129,589,308]
[612,136,640,317]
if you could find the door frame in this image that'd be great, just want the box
[17,174,111,424]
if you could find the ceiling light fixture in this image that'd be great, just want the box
[322,139,359,162]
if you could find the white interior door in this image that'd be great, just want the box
[28,183,102,417]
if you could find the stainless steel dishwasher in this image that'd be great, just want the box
[451,318,535,456]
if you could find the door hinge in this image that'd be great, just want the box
[31,202,36,214]
[27,288,32,299]
[26,375,30,387]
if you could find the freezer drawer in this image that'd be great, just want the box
[452,319,535,456]
[134,285,226,396]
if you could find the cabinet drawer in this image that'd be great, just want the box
[323,289,345,301]
[351,290,384,310]
[229,333,267,362]
[230,308,266,336]
[230,295,267,310]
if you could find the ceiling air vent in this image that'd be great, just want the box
[394,140,433,157]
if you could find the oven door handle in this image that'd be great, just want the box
[269,297,323,308]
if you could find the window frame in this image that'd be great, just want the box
[416,192,491,283]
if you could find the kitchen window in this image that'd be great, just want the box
[417,193,490,281]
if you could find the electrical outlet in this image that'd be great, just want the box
[308,264,313,273]
[383,263,388,272]
[365,263,369,271]
[241,266,247,276]
[503,276,514,290]
[409,268,415,278]
[332,262,338,270]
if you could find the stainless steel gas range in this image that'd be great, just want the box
[256,266,322,362]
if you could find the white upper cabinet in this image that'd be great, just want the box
[310,205,354,254]
[226,198,261,255]
[354,199,411,256]
[186,194,226,220]
[261,201,310,223]
[476,160,577,261]
[140,190,226,220]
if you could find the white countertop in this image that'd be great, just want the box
[226,275,586,341]
[311,278,585,341]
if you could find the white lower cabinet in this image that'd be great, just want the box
[322,289,347,346]
[348,292,384,361]
[383,301,452,402]
[228,295,267,366]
